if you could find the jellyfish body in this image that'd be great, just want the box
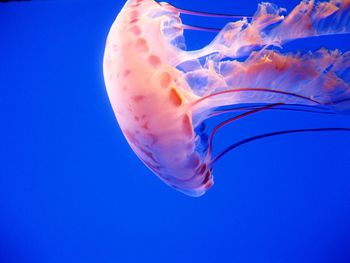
[103,0,350,196]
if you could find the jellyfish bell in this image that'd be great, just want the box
[103,0,350,196]
[103,0,213,196]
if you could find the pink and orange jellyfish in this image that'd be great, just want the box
[103,0,350,196]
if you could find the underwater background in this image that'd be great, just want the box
[1,0,350,262]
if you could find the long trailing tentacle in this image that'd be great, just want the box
[207,103,283,157]
[210,128,350,166]
[158,2,252,19]
[190,87,322,109]
[208,104,336,118]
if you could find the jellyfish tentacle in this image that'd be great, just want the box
[183,0,350,60]
[189,87,325,127]
[190,87,322,109]
[213,103,334,112]
[186,48,350,118]
[159,2,252,19]
[207,103,283,158]
[211,127,350,166]
[209,104,335,118]
[183,24,221,33]
[269,0,350,44]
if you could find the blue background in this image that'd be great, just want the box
[1,0,350,262]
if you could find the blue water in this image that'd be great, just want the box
[1,1,350,262]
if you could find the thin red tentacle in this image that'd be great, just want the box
[207,103,283,158]
[190,88,322,110]
[207,104,335,118]
[210,128,350,166]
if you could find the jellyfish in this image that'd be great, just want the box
[103,0,350,197]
